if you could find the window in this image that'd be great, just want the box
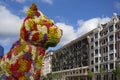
[91,53,94,57]
[100,32,103,36]
[102,38,106,45]
[104,30,108,35]
[104,48,106,53]
[95,33,98,39]
[91,68,94,72]
[73,71,75,74]
[109,44,114,51]
[118,33,120,39]
[91,60,94,65]
[83,69,86,73]
[110,63,114,69]
[95,57,98,63]
[115,24,120,30]
[106,64,108,70]
[91,38,94,42]
[103,65,106,70]
[95,41,98,47]
[106,47,108,53]
[109,26,113,32]
[104,47,108,53]
[104,56,108,61]
[76,71,78,74]
[100,57,101,61]
[109,54,114,60]
[95,65,98,71]
[91,45,94,49]
[95,49,98,55]
[109,35,113,41]
[106,56,108,61]
[106,38,108,42]
[115,53,117,57]
[79,70,82,73]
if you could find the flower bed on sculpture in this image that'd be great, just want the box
[0,3,62,80]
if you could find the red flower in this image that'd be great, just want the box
[33,22,37,30]
[36,71,41,75]
[6,52,12,59]
[35,11,41,17]
[6,76,13,80]
[37,46,45,56]
[26,60,32,72]
[10,60,19,73]
[20,26,29,40]
[32,32,39,41]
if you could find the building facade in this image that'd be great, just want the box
[51,13,120,80]
[42,51,53,76]
[52,31,92,80]
[0,45,4,58]
[95,13,120,80]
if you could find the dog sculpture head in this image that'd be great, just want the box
[0,3,62,80]
[20,3,62,49]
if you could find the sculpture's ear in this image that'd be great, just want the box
[26,3,38,17]
[29,3,38,11]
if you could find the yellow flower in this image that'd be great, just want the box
[35,56,43,70]
[18,59,28,72]
[37,19,45,26]
[47,26,59,40]
[19,75,28,80]
[16,42,26,54]
[5,62,11,75]
[26,19,34,30]
[26,9,34,17]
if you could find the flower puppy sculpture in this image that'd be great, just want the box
[0,3,62,80]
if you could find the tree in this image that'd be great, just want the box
[51,73,62,80]
[88,70,93,80]
[51,73,57,80]
[43,75,48,80]
[43,73,62,80]
[47,73,57,80]
[112,63,120,80]
[100,68,104,80]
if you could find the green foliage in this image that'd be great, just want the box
[100,68,104,74]
[88,70,93,78]
[112,63,120,79]
[43,75,48,80]
[52,73,57,79]
[46,73,58,80]
[43,73,62,80]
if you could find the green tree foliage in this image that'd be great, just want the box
[87,70,93,80]
[112,63,120,79]
[88,70,93,78]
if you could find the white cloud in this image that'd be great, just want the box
[54,17,110,47]
[16,0,26,3]
[115,2,120,10]
[0,5,23,37]
[0,4,111,53]
[41,0,53,5]
[56,23,77,46]
[77,20,84,26]
[0,5,23,53]
[0,38,12,46]
[21,6,29,13]
[55,16,67,22]
[0,37,18,53]
[77,17,110,36]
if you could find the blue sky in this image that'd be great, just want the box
[0,0,120,54]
